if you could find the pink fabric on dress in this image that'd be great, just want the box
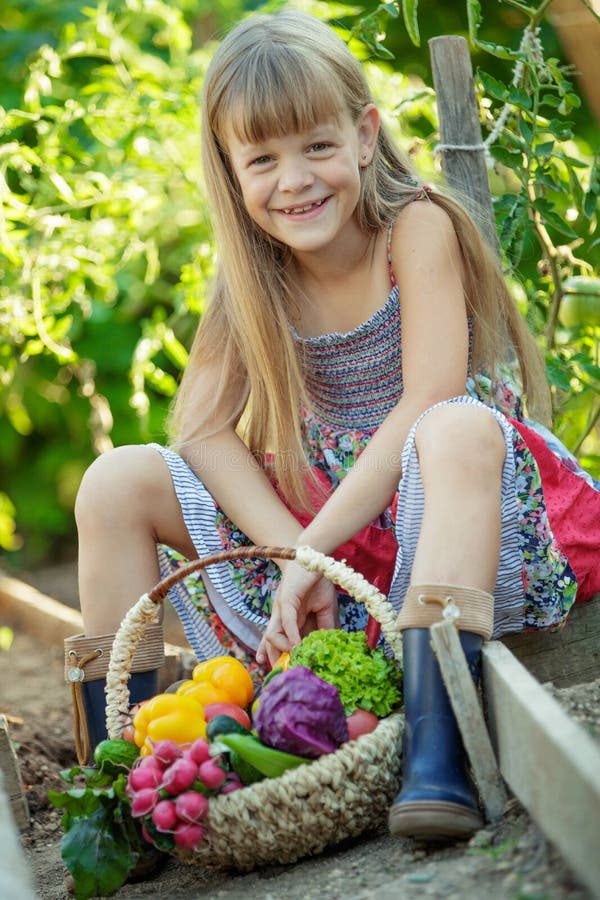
[277,465,399,597]
[510,418,600,601]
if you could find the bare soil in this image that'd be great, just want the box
[2,563,599,899]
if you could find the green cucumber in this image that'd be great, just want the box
[229,750,265,785]
[93,739,140,775]
[206,714,252,742]
[218,733,309,778]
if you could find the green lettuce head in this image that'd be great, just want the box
[289,629,402,717]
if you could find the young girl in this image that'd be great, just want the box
[67,9,600,841]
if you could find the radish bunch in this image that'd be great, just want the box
[126,738,242,851]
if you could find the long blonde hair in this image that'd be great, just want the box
[169,9,550,509]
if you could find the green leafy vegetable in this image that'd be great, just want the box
[49,772,141,899]
[289,630,402,717]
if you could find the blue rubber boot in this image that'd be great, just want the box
[81,670,159,762]
[388,627,484,840]
[65,625,164,765]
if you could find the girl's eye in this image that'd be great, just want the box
[308,142,332,153]
[250,155,273,167]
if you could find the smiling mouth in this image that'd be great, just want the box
[280,198,327,215]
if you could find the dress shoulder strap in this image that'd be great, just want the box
[386,221,397,289]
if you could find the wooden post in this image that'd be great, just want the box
[429,622,507,822]
[0,716,29,831]
[483,640,600,899]
[428,35,500,254]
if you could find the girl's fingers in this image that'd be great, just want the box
[300,612,318,637]
[267,640,285,667]
[260,631,290,666]
[255,637,268,665]
[315,604,337,632]
[257,605,295,665]
[280,605,302,648]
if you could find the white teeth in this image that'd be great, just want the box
[283,199,324,214]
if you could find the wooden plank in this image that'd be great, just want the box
[0,571,190,687]
[0,715,29,831]
[0,571,84,646]
[502,596,600,687]
[430,621,507,822]
[483,640,600,899]
[0,568,191,647]
[428,35,500,254]
[0,769,37,900]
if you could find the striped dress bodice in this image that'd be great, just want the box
[295,286,402,433]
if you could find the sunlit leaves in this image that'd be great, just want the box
[0,0,218,559]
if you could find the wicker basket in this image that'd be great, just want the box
[104,545,404,870]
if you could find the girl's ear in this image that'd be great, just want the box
[357,104,380,167]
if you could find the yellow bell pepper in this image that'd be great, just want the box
[132,693,206,756]
[176,655,254,709]
[274,652,291,671]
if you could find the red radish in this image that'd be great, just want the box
[174,822,205,850]
[198,759,226,790]
[175,791,209,823]
[188,738,211,765]
[220,780,243,794]
[122,724,135,743]
[203,703,252,729]
[141,823,155,846]
[152,740,182,768]
[130,788,160,817]
[162,757,198,795]
[136,756,164,773]
[152,799,178,832]
[346,709,379,741]
[127,765,162,793]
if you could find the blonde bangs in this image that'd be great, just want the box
[212,44,347,146]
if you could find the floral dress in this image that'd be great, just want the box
[150,283,600,665]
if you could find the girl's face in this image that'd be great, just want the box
[225,106,379,259]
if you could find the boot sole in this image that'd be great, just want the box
[388,800,483,841]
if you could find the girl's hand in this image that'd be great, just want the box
[256,562,339,667]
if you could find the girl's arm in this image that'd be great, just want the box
[181,426,304,549]
[298,199,469,553]
[176,365,303,550]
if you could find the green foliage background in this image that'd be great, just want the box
[1,0,599,566]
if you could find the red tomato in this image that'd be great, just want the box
[346,709,379,741]
[122,700,148,742]
[122,724,136,743]
[203,702,252,729]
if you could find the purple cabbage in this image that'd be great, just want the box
[254,666,349,758]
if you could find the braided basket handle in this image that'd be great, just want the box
[105,545,403,739]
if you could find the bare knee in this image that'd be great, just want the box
[414,405,505,480]
[75,445,165,530]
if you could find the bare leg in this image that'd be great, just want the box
[75,445,197,635]
[409,404,505,593]
[390,405,504,841]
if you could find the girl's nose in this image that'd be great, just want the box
[277,158,314,193]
